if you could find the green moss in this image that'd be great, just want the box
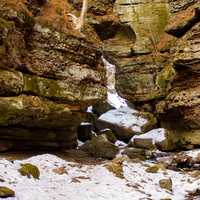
[145,163,166,173]
[23,75,63,101]
[18,163,40,179]
[0,187,15,198]
[0,18,13,30]
[105,157,127,179]
[117,2,170,51]
[156,65,176,94]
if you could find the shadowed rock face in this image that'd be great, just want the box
[0,0,108,150]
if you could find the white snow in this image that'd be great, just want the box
[80,122,92,126]
[102,57,128,109]
[0,153,199,200]
[185,149,200,158]
[107,92,128,109]
[98,107,147,133]
[131,128,166,144]
[123,160,200,200]
[115,140,127,148]
[87,106,93,113]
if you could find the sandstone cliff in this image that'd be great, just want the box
[108,0,200,149]
[0,0,109,150]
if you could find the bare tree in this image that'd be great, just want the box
[68,0,88,32]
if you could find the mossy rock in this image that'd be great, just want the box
[105,157,128,179]
[98,129,117,144]
[156,65,176,95]
[80,134,119,159]
[159,178,173,191]
[145,163,166,173]
[18,163,40,179]
[0,186,15,198]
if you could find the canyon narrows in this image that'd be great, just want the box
[0,0,200,199]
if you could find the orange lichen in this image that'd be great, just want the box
[1,0,31,16]
[167,7,195,29]
[36,0,73,33]
[157,33,177,52]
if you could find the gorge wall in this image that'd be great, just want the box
[104,0,200,150]
[0,0,110,150]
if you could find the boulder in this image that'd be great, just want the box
[97,129,117,143]
[79,135,119,159]
[92,101,113,116]
[129,128,174,151]
[18,163,40,179]
[0,187,15,198]
[121,147,148,160]
[96,107,157,142]
[159,178,173,191]
[145,163,166,173]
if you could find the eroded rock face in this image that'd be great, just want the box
[155,1,200,149]
[105,0,200,150]
[0,0,108,150]
[103,0,174,102]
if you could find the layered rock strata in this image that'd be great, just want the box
[0,0,107,150]
[108,0,200,149]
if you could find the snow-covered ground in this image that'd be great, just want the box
[0,153,199,200]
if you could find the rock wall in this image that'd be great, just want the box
[157,1,200,149]
[105,0,174,102]
[0,0,108,150]
[107,0,200,149]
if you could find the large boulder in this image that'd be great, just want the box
[0,0,108,150]
[129,128,174,151]
[96,107,157,142]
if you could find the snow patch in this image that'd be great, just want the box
[102,57,128,109]
[99,107,147,133]
[131,128,166,144]
[0,154,199,200]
